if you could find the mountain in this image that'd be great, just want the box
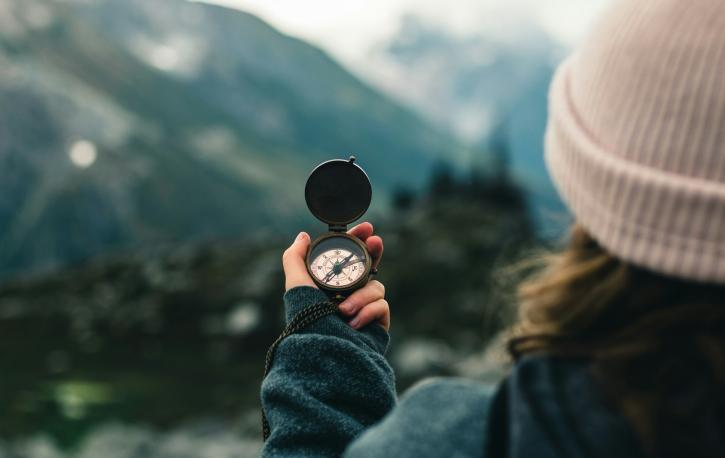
[362,15,569,234]
[0,0,462,279]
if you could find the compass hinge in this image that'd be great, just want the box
[328,224,347,232]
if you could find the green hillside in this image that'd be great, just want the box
[0,0,463,278]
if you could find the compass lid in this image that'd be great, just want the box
[305,156,372,229]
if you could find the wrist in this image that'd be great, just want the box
[282,286,331,324]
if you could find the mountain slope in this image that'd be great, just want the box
[0,0,462,278]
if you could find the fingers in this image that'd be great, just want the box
[349,299,390,331]
[348,222,374,241]
[338,280,385,316]
[339,280,389,331]
[282,232,317,291]
[348,222,384,269]
[366,235,384,269]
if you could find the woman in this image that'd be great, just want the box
[261,0,725,456]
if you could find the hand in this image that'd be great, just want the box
[282,222,388,330]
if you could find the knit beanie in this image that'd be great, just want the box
[545,0,725,283]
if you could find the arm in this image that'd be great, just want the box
[260,286,396,457]
[261,224,395,457]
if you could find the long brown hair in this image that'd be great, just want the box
[509,225,725,458]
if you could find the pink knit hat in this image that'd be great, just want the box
[545,0,725,283]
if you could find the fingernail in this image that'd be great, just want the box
[349,317,360,328]
[296,232,305,241]
[339,301,354,314]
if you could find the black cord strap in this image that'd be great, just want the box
[261,299,340,441]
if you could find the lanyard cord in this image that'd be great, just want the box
[262,299,340,441]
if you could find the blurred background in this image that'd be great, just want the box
[0,0,606,456]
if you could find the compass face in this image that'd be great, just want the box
[307,235,369,289]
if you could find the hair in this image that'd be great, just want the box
[508,225,725,458]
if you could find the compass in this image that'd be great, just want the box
[304,156,374,300]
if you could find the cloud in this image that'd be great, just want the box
[191,0,608,64]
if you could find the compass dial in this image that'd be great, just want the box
[311,248,366,287]
[307,235,370,290]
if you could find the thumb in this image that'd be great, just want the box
[282,232,317,291]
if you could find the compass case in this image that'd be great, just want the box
[304,157,372,229]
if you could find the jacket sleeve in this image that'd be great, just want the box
[260,286,397,458]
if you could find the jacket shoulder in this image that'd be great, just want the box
[344,377,496,458]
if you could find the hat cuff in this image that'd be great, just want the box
[545,58,725,283]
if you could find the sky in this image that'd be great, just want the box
[192,0,610,66]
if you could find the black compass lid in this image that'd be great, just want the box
[305,156,372,229]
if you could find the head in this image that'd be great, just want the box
[510,0,725,456]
